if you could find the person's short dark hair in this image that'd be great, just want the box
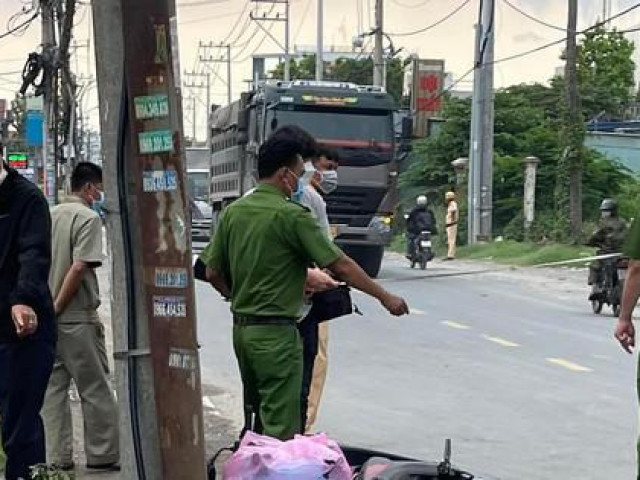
[269,124,318,159]
[257,134,303,179]
[316,146,339,164]
[71,162,103,191]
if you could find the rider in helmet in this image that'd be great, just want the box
[587,198,628,299]
[406,195,437,259]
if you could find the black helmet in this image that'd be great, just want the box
[600,198,618,213]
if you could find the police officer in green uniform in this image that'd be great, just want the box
[615,214,640,479]
[200,129,409,440]
[587,198,628,300]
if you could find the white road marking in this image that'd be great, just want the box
[546,357,593,372]
[410,308,425,315]
[441,320,470,330]
[481,334,520,348]
[203,396,216,409]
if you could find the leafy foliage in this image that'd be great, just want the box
[400,84,638,243]
[269,55,405,103]
[577,26,636,121]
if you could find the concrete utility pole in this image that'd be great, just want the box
[199,42,231,104]
[316,0,323,80]
[41,0,57,203]
[468,0,495,243]
[251,0,290,81]
[92,0,206,478]
[523,156,540,233]
[373,0,384,87]
[566,0,582,240]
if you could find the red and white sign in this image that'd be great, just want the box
[411,59,445,137]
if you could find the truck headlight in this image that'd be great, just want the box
[370,215,393,235]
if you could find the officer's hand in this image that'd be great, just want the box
[381,294,409,316]
[11,305,38,338]
[306,268,339,294]
[615,317,635,354]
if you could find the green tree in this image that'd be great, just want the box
[269,55,405,103]
[400,84,637,242]
[577,26,636,120]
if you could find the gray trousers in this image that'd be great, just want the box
[42,322,119,465]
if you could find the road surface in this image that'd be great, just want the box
[194,253,637,479]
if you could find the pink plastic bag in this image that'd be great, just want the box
[223,431,352,480]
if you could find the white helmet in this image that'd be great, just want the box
[416,195,427,207]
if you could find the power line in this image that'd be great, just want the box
[491,1,640,67]
[501,0,565,32]
[178,0,233,7]
[433,2,640,103]
[223,1,252,44]
[178,10,243,25]
[293,0,313,43]
[387,0,472,37]
[389,0,432,8]
[0,11,39,41]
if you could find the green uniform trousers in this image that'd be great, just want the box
[233,323,303,440]
[42,322,119,465]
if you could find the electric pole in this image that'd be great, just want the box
[92,0,206,478]
[565,0,583,240]
[251,0,291,81]
[468,0,495,243]
[183,71,211,144]
[199,42,231,104]
[316,0,323,80]
[41,0,57,203]
[373,0,384,87]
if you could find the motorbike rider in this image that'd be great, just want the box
[587,198,628,300]
[406,195,437,260]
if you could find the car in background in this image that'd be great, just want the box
[188,168,212,242]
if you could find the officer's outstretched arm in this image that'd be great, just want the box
[327,255,409,316]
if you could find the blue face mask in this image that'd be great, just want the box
[92,190,106,217]
[289,162,315,203]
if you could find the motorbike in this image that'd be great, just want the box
[590,256,628,316]
[409,230,434,270]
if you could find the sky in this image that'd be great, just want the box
[2,0,640,141]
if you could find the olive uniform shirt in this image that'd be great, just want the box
[49,196,104,323]
[625,217,640,260]
[200,183,343,319]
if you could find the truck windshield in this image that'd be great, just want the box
[187,171,209,201]
[269,107,393,148]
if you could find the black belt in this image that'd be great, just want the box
[233,315,296,326]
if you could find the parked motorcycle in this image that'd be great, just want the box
[409,231,434,270]
[590,256,628,316]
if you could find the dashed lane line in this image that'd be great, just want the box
[546,357,593,372]
[410,308,426,315]
[481,334,520,348]
[441,320,471,330]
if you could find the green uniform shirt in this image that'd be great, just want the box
[49,196,104,323]
[624,217,640,260]
[200,183,343,318]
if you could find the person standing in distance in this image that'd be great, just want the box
[0,155,56,480]
[200,128,409,440]
[444,191,458,261]
[43,162,120,472]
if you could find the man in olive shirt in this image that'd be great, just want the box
[43,162,119,471]
[615,216,640,479]
[201,129,408,440]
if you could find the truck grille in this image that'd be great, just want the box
[326,186,387,227]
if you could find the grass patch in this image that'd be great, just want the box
[457,240,596,266]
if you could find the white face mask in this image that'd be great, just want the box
[319,170,338,194]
